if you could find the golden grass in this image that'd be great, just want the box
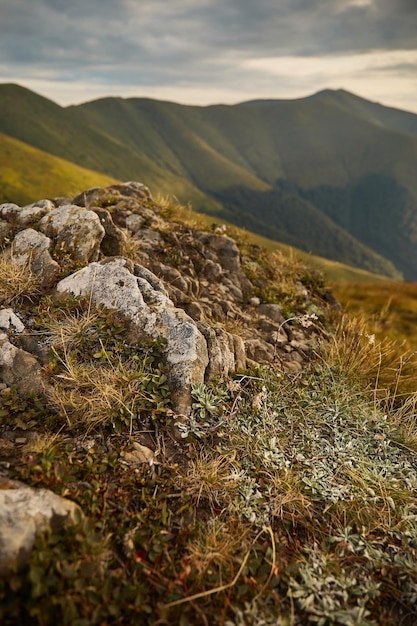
[0,253,41,305]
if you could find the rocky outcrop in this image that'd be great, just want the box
[0,182,326,414]
[0,181,330,576]
[0,478,81,575]
[56,258,209,416]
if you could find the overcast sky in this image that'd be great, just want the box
[1,0,416,112]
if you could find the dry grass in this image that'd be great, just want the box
[120,229,142,262]
[47,350,158,432]
[41,308,100,351]
[181,451,242,510]
[0,253,41,305]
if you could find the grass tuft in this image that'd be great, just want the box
[0,253,41,305]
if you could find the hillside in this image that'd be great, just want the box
[0,132,118,205]
[2,84,417,277]
[1,182,417,625]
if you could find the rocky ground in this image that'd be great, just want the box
[1,183,416,625]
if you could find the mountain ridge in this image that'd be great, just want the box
[1,83,417,278]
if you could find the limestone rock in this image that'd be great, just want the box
[197,323,246,381]
[245,338,275,363]
[0,200,54,228]
[0,309,25,333]
[0,203,20,222]
[39,204,105,263]
[125,214,146,233]
[56,259,209,415]
[72,181,152,208]
[0,478,81,575]
[12,228,60,286]
[0,333,44,395]
[198,233,241,274]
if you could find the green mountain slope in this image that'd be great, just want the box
[2,83,417,278]
[0,84,223,215]
[0,132,117,205]
[309,89,417,138]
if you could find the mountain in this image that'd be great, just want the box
[1,83,417,278]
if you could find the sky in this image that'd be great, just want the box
[1,0,416,112]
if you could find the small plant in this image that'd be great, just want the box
[182,382,230,438]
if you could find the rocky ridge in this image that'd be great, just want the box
[0,181,334,574]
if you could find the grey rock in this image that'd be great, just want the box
[134,228,163,248]
[125,213,146,233]
[257,304,285,325]
[56,259,209,415]
[0,200,54,228]
[0,333,44,395]
[197,323,243,381]
[0,309,25,333]
[12,228,60,287]
[0,478,81,574]
[245,338,275,363]
[198,233,241,273]
[39,205,105,263]
[0,203,20,221]
[73,182,151,208]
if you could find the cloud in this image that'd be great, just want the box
[0,0,416,111]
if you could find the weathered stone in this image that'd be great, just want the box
[197,323,241,381]
[39,205,105,263]
[56,259,209,415]
[0,203,20,221]
[245,338,275,363]
[12,229,60,287]
[284,359,303,373]
[0,200,54,228]
[107,182,152,201]
[222,278,243,300]
[203,259,223,280]
[0,309,25,333]
[233,334,247,371]
[73,182,152,208]
[198,233,241,273]
[184,301,207,322]
[257,304,285,325]
[0,478,81,575]
[0,333,44,395]
[125,213,146,233]
[134,228,163,248]
[92,207,126,256]
[153,263,189,294]
[290,339,311,352]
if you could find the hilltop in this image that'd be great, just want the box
[1,182,417,625]
[1,84,417,278]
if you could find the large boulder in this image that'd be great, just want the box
[55,258,209,415]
